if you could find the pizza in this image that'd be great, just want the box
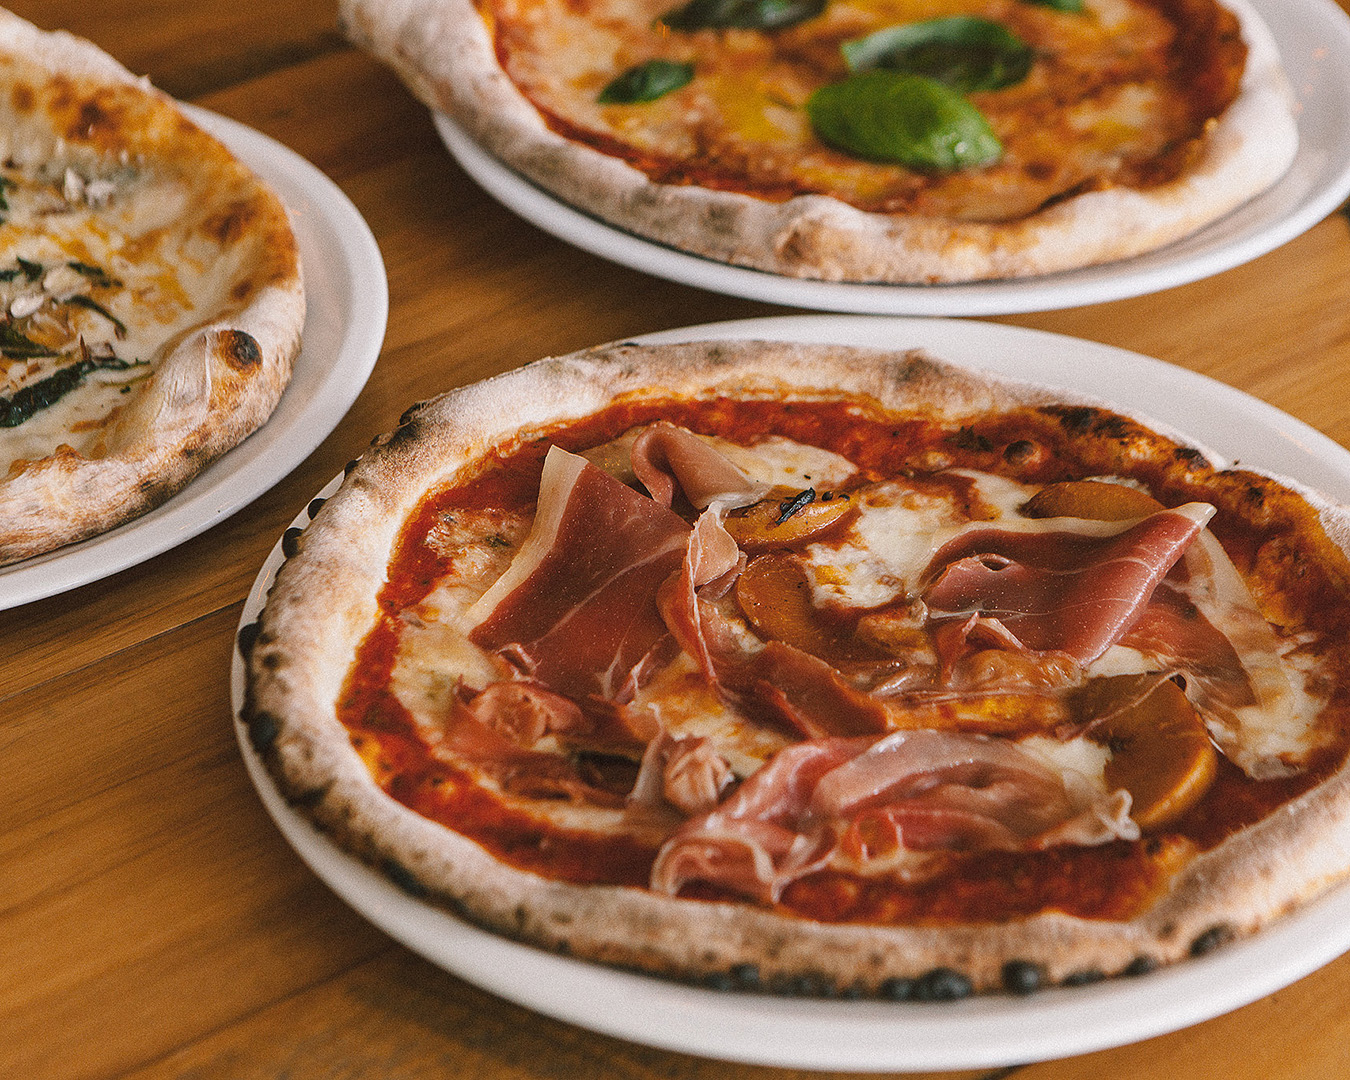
[0,9,305,565]
[341,0,1297,283]
[241,339,1350,998]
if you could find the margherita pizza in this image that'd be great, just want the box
[0,9,305,565]
[342,0,1296,283]
[242,340,1350,997]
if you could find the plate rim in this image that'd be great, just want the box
[432,0,1350,316]
[231,314,1350,1072]
[0,105,388,611]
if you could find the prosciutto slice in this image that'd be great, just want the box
[467,447,690,701]
[650,730,1137,902]
[923,504,1214,666]
[631,421,769,510]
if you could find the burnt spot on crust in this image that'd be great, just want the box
[1045,404,1099,436]
[770,972,839,997]
[1190,924,1235,956]
[70,97,115,141]
[379,417,432,457]
[246,710,281,753]
[878,975,916,1000]
[281,526,305,559]
[236,620,261,660]
[219,329,263,371]
[203,199,260,246]
[307,497,327,520]
[1061,968,1106,987]
[892,354,948,388]
[1173,446,1207,468]
[729,962,761,991]
[381,858,430,898]
[1122,955,1159,977]
[1001,959,1044,996]
[877,969,973,1001]
[911,967,974,1002]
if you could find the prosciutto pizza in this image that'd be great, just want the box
[341,0,1297,283]
[242,339,1350,997]
[0,10,305,565]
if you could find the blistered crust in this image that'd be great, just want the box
[244,340,1350,995]
[0,10,305,565]
[341,0,1297,284]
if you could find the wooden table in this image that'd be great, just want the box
[5,2,1350,1077]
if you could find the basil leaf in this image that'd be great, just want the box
[599,59,694,104]
[1023,0,1083,11]
[842,16,1033,93]
[0,353,136,428]
[65,294,128,338]
[807,71,1002,170]
[661,0,826,33]
[0,323,55,359]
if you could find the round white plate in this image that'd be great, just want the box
[434,0,1350,316]
[234,315,1350,1071]
[0,106,388,611]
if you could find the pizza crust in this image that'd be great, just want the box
[0,11,305,565]
[341,0,1297,284]
[244,340,1350,994]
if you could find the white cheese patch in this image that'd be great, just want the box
[721,434,858,491]
[631,651,792,778]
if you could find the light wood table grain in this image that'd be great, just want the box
[5,3,1350,1078]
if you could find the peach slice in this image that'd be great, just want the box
[1023,479,1163,521]
[723,489,853,552]
[1086,674,1218,831]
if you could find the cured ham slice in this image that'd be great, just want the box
[923,504,1214,665]
[1125,531,1313,778]
[650,730,1137,902]
[631,421,769,510]
[657,506,744,684]
[629,730,733,814]
[467,447,690,701]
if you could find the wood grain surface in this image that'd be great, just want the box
[4,2,1350,1078]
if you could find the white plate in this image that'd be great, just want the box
[0,106,388,611]
[434,0,1350,316]
[234,315,1350,1071]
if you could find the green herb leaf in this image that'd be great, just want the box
[64,294,128,337]
[661,0,826,32]
[807,71,1002,170]
[16,257,42,283]
[1022,0,1083,11]
[0,323,56,359]
[599,59,695,104]
[0,353,137,428]
[67,261,122,287]
[842,17,1033,93]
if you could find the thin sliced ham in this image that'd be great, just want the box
[649,730,1137,902]
[1125,531,1311,778]
[923,503,1214,665]
[467,447,690,701]
[631,421,769,510]
[629,730,733,814]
